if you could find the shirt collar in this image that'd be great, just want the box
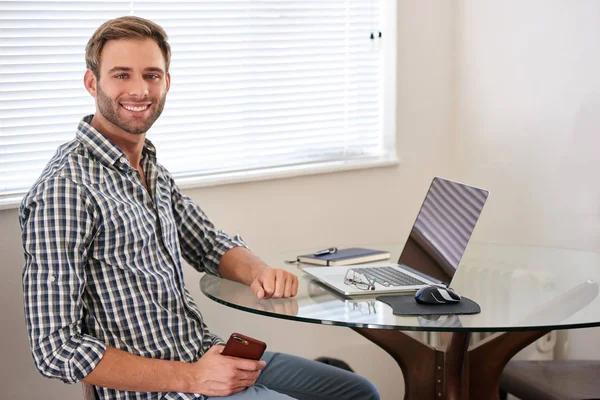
[76,114,157,167]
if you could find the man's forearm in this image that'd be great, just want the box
[218,246,267,285]
[83,346,193,393]
[218,246,298,299]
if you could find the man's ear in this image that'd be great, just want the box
[166,72,171,93]
[83,69,98,98]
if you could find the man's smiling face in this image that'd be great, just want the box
[89,37,170,136]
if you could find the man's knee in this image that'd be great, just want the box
[351,374,380,400]
[315,357,379,400]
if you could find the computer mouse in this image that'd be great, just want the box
[414,285,462,305]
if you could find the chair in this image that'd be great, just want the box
[82,382,98,400]
[314,356,355,372]
[500,360,600,400]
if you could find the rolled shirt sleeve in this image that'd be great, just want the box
[20,176,106,383]
[168,174,247,276]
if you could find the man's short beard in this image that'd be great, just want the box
[96,82,166,135]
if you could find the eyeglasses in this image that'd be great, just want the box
[346,300,377,315]
[344,269,376,291]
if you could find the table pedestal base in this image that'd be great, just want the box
[352,328,550,400]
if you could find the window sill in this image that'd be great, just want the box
[0,155,400,211]
[176,155,400,191]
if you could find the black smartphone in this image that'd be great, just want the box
[221,333,267,360]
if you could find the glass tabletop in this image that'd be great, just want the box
[200,243,600,332]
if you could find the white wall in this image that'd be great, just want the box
[6,1,598,398]
[0,2,456,399]
[456,0,600,358]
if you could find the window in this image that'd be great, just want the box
[0,1,397,203]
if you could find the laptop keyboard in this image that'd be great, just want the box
[352,266,428,287]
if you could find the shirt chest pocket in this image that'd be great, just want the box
[94,200,168,279]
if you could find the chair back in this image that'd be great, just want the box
[82,382,98,400]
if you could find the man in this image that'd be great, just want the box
[20,16,379,400]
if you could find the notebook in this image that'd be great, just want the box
[297,248,390,266]
[302,177,489,296]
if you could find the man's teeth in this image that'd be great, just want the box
[122,104,149,111]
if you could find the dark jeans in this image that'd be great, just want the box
[206,351,380,400]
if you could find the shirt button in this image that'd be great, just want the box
[49,275,57,283]
[120,157,128,164]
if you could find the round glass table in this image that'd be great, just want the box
[200,243,600,399]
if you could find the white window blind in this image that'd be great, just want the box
[0,0,391,198]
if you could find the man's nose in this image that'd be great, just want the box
[127,76,149,98]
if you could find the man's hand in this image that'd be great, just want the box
[189,345,266,397]
[250,267,298,299]
[218,247,299,299]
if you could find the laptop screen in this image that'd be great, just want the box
[397,177,489,285]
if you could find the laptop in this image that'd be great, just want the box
[302,177,489,296]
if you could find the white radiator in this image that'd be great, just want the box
[419,330,565,360]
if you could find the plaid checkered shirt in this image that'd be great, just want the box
[20,115,246,399]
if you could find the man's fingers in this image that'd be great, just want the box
[236,378,259,388]
[272,270,287,298]
[223,358,266,371]
[274,270,297,298]
[213,384,249,397]
[250,280,265,299]
[224,381,256,396]
[256,268,299,299]
[235,370,261,382]
[291,275,299,296]
[283,275,298,298]
[260,270,276,299]
[209,345,225,354]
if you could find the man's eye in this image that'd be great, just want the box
[115,74,128,79]
[145,74,160,79]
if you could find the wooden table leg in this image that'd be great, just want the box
[352,328,439,399]
[467,330,550,399]
[353,328,551,400]
[444,332,471,400]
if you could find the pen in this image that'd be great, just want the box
[314,247,337,256]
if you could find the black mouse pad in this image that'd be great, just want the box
[376,295,481,316]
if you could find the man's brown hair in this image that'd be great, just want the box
[85,16,171,77]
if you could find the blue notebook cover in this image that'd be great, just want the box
[297,247,390,266]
